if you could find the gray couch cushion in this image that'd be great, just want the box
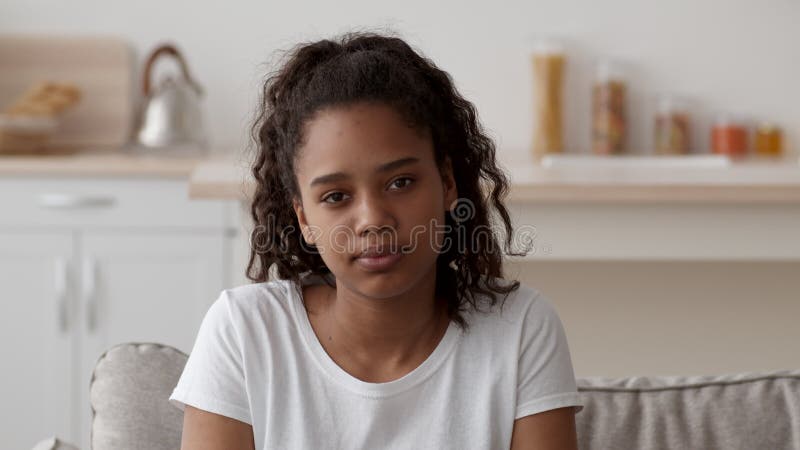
[575,369,800,450]
[90,342,187,450]
[91,342,800,450]
[30,437,80,450]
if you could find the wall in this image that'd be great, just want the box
[3,0,798,165]
[508,260,800,377]
[6,0,799,377]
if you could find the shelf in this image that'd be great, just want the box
[187,156,800,204]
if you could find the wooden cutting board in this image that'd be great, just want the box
[0,34,134,154]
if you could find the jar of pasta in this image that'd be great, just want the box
[531,40,566,163]
[592,61,626,155]
[654,96,691,155]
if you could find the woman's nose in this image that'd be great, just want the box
[354,194,398,238]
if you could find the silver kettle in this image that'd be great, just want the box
[135,43,208,152]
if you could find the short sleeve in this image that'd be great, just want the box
[168,290,252,425]
[515,291,584,419]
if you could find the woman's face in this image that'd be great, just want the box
[292,101,458,299]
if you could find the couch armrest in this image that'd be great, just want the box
[30,436,81,450]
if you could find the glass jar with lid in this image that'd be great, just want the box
[711,114,749,159]
[530,40,566,163]
[592,60,626,155]
[754,123,783,158]
[654,95,691,155]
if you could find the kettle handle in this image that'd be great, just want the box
[141,43,203,97]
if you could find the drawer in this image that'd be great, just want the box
[0,176,234,229]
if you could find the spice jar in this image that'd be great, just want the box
[592,61,626,155]
[531,41,566,163]
[711,115,749,159]
[654,96,691,155]
[754,123,783,157]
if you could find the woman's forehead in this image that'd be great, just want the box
[295,105,436,185]
[300,104,430,155]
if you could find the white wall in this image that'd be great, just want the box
[508,260,800,377]
[3,0,798,165]
[6,0,799,378]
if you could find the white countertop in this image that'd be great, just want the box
[4,150,800,203]
[188,155,800,204]
[0,148,215,177]
[5,150,800,260]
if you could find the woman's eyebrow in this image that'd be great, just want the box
[309,156,420,187]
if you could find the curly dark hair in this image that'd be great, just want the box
[246,29,529,331]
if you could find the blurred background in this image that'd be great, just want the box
[1,0,799,448]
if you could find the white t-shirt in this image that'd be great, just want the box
[168,273,584,449]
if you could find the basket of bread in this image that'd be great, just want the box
[0,81,82,155]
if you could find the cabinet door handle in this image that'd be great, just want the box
[54,257,69,333]
[82,256,97,333]
[37,193,116,209]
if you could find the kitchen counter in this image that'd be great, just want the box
[5,150,799,260]
[189,156,254,199]
[188,156,800,204]
[7,150,799,202]
[0,149,219,178]
[187,155,800,261]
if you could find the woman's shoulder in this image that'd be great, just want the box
[212,278,299,326]
[224,278,292,300]
[464,276,559,332]
[470,275,542,310]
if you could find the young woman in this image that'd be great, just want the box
[169,30,584,450]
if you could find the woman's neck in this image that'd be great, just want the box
[305,268,450,382]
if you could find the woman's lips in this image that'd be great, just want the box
[354,252,403,272]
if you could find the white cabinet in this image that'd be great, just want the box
[0,176,238,450]
[0,232,74,450]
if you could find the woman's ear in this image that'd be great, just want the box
[292,197,315,245]
[442,156,458,211]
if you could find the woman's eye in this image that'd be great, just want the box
[322,192,348,204]
[390,177,414,190]
[321,178,413,205]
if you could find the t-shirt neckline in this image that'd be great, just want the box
[288,273,462,398]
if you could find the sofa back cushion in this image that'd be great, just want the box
[91,342,800,450]
[575,369,800,449]
[90,342,187,450]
